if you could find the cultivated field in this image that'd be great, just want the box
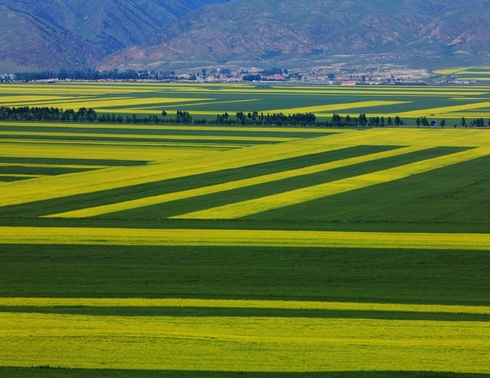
[434,66,490,83]
[1,82,490,122]
[0,83,489,377]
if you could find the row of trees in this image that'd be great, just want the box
[12,69,166,82]
[0,106,97,122]
[334,113,404,127]
[416,116,490,128]
[2,106,488,128]
[215,111,316,126]
[461,116,489,128]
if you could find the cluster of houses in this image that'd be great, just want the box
[0,74,15,83]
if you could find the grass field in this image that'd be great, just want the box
[0,83,489,377]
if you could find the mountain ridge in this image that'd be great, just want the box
[101,0,489,71]
[0,0,488,72]
[0,0,230,71]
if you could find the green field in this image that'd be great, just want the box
[433,66,490,83]
[1,82,490,122]
[0,83,489,377]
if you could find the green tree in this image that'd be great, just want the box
[394,116,403,126]
[440,119,446,127]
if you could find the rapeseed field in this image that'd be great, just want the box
[0,83,489,377]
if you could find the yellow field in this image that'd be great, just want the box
[46,145,425,218]
[0,133,343,207]
[459,77,490,81]
[2,298,489,314]
[265,100,410,114]
[0,129,295,143]
[1,312,488,373]
[1,227,490,250]
[2,128,489,215]
[174,147,489,219]
[433,66,490,75]
[397,101,490,118]
[1,82,489,120]
[1,85,489,376]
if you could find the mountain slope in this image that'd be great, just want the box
[0,0,230,71]
[100,0,490,71]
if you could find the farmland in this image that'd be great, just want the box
[0,82,489,377]
[1,82,490,122]
[434,66,490,83]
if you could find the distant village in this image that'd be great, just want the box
[0,65,482,85]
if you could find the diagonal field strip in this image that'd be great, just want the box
[173,147,490,219]
[264,100,410,114]
[44,145,425,218]
[0,135,358,208]
[397,101,490,117]
[1,298,488,315]
[0,227,489,250]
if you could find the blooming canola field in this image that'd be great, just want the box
[0,83,490,377]
[1,81,490,121]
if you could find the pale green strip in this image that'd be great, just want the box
[0,227,489,250]
[46,146,425,218]
[173,147,489,219]
[1,298,488,315]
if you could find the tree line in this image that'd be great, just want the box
[2,105,488,128]
[416,116,490,128]
[0,106,97,122]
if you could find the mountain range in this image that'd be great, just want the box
[0,0,489,73]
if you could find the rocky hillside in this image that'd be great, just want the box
[0,0,229,71]
[101,0,490,71]
[1,0,488,72]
